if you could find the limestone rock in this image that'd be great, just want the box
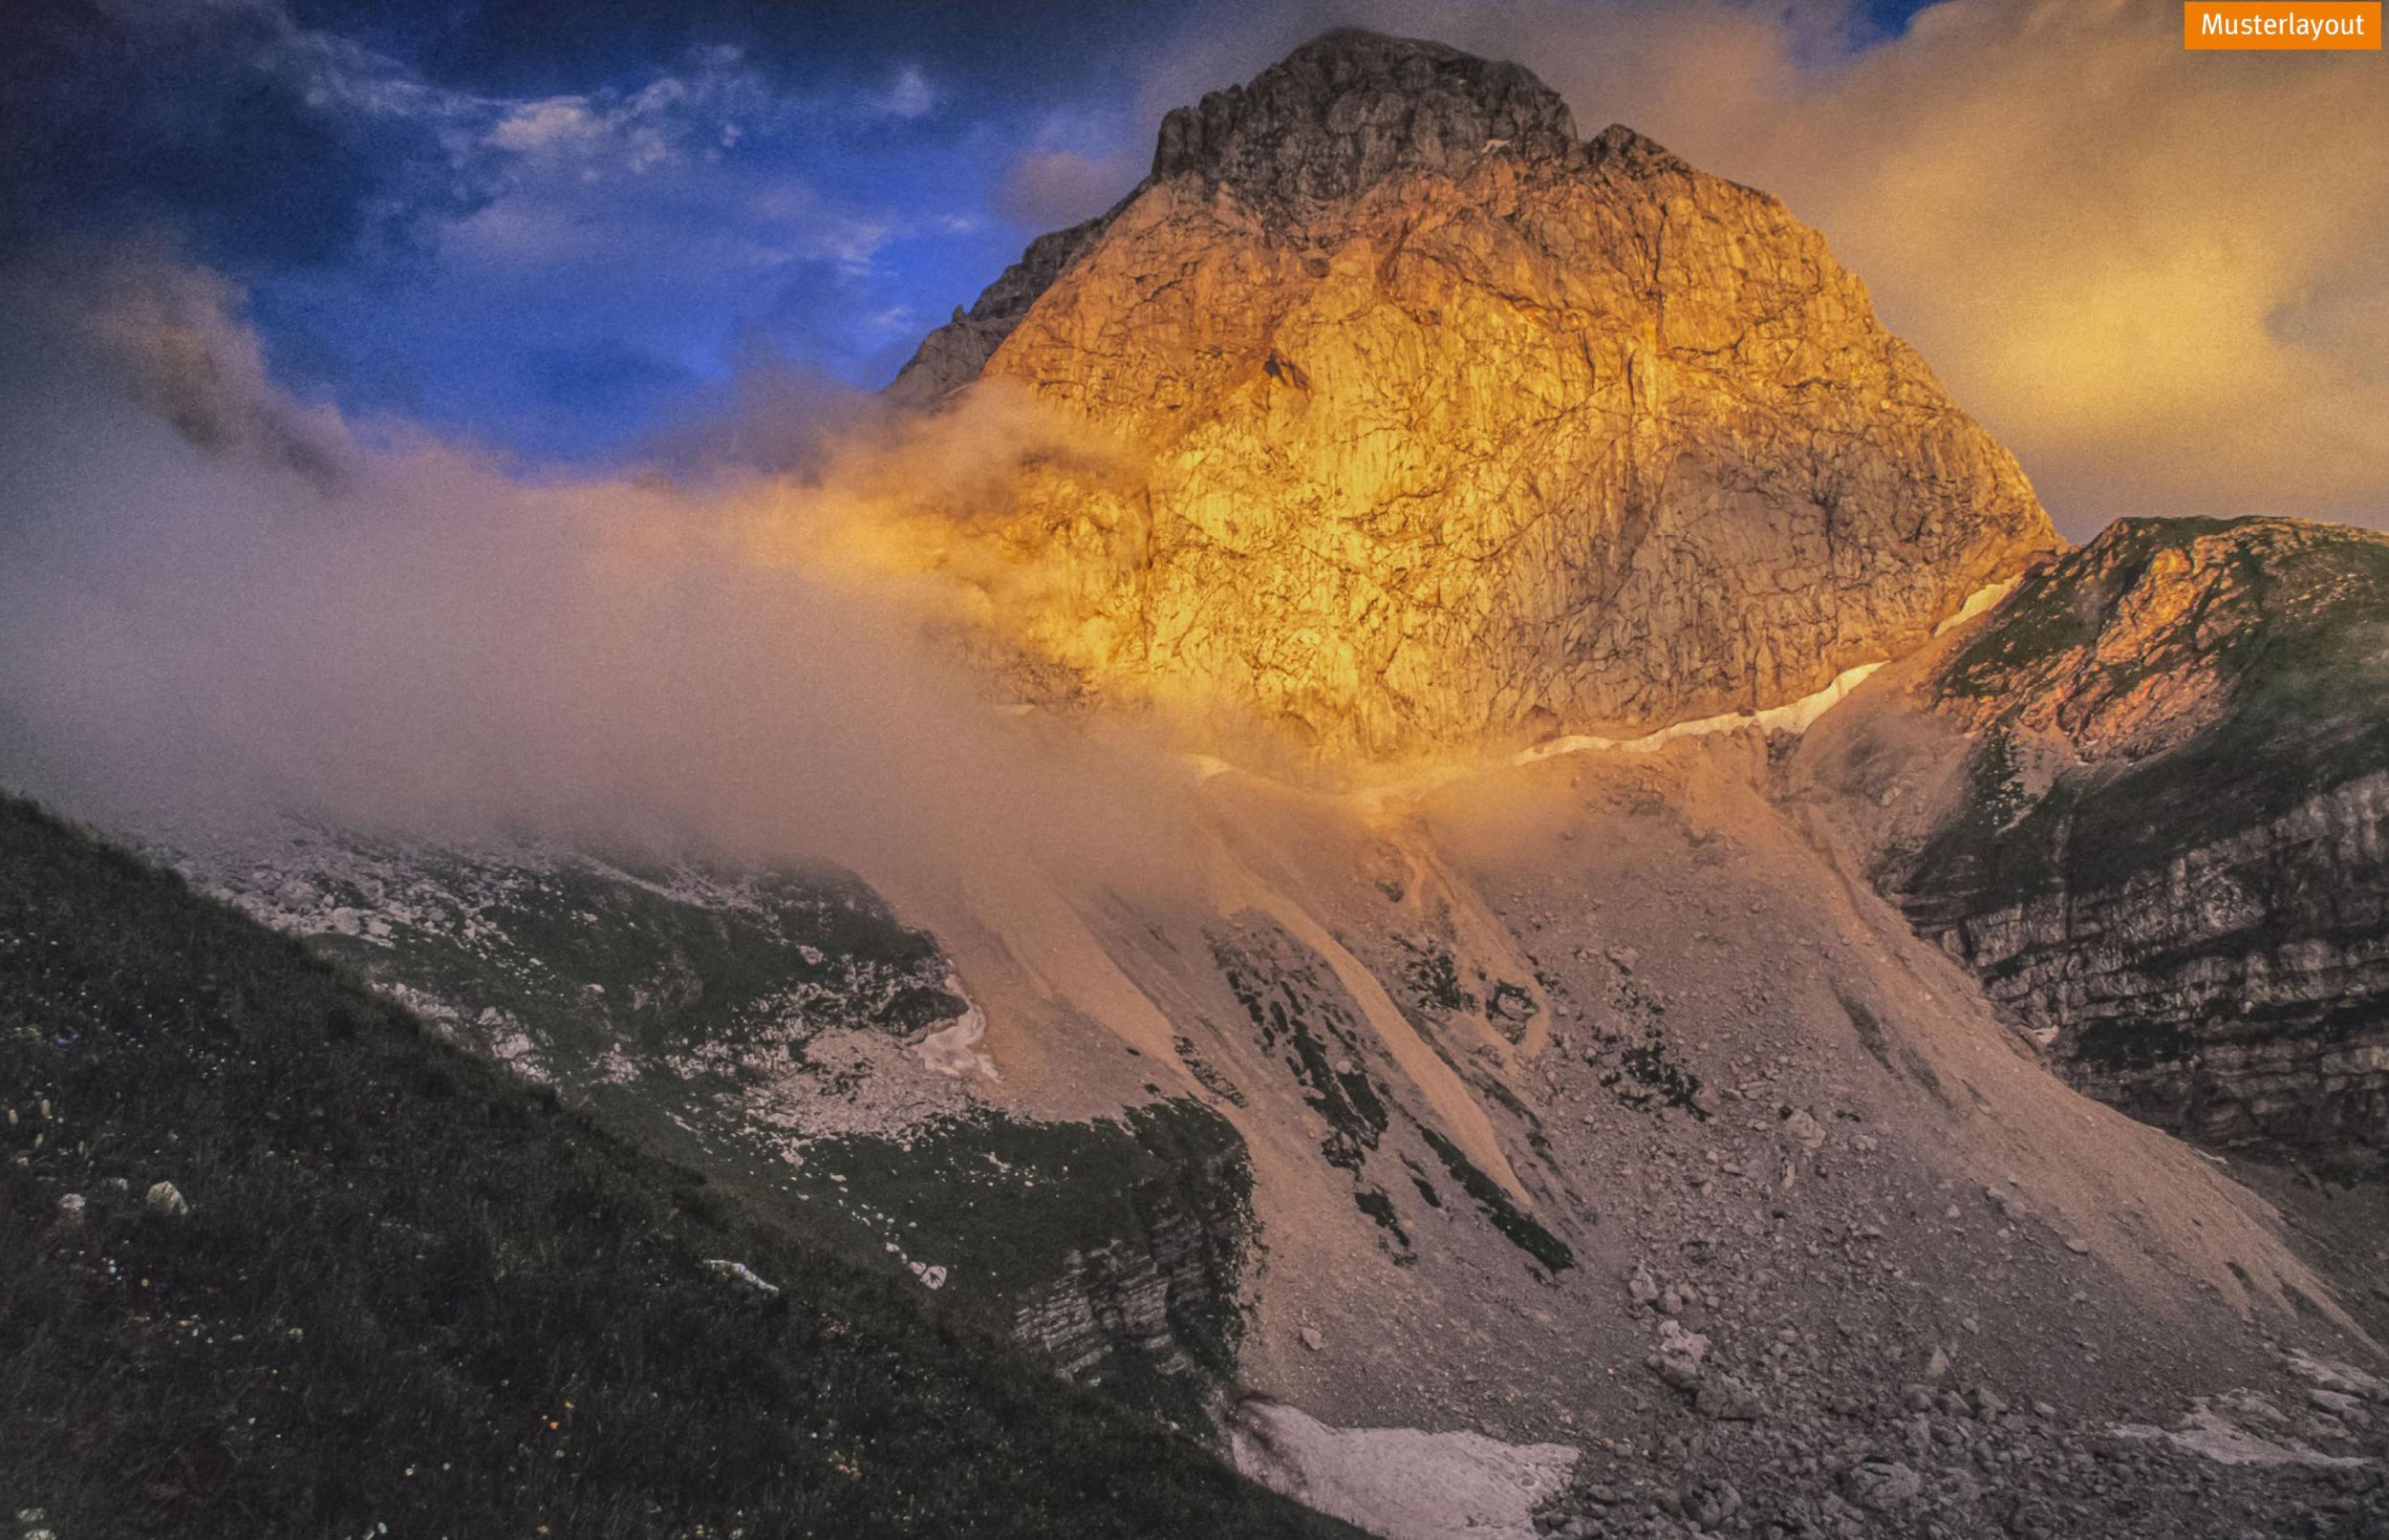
[701,1257,782,1295]
[1796,516,2389,1164]
[1695,1371,1763,1421]
[1148,30,1582,211]
[1843,1457,1923,1510]
[883,212,1117,411]
[1650,1316,1711,1388]
[887,29,2056,759]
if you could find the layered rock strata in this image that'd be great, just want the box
[1798,517,2389,1163]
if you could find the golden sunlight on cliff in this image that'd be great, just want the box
[822,31,2059,766]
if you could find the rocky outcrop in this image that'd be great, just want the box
[1146,29,1581,209]
[1799,517,2389,1166]
[887,29,2055,759]
[883,212,1118,410]
[1953,770,2389,1152]
[1009,1121,1254,1396]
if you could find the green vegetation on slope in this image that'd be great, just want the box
[1917,516,2389,910]
[178,826,1267,1425]
[248,831,966,1066]
[0,796,1355,1540]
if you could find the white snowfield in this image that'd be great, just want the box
[914,973,998,1080]
[1190,578,2027,803]
[1933,574,2023,635]
[1190,576,2027,808]
[1230,1401,1578,1540]
[1513,658,1885,766]
[1323,655,1896,815]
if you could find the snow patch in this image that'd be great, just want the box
[1933,575,2022,635]
[1298,660,1899,818]
[1516,660,1885,766]
[1229,1400,1577,1540]
[915,974,998,1080]
[2113,1394,2371,1469]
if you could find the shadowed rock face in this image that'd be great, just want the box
[1798,517,2389,1166]
[887,29,2056,759]
[1147,29,1582,208]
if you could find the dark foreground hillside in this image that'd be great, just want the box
[0,796,1354,1540]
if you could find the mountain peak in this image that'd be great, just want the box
[888,32,2056,756]
[1149,30,1579,206]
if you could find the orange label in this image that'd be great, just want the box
[2185,2,2381,47]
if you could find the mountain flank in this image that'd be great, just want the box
[0,795,1358,1539]
[16,26,2389,1540]
[1794,516,2389,1168]
[887,29,2055,759]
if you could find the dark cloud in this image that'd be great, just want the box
[294,0,1198,107]
[0,1,1192,461]
[0,251,354,490]
[0,0,493,269]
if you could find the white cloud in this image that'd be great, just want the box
[488,97,600,155]
[478,51,779,179]
[879,65,939,120]
[0,260,1208,903]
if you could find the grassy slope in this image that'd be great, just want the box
[0,797,1353,1540]
[183,830,1264,1422]
[1915,516,2389,911]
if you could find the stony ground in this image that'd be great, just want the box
[1229,736,2389,1539]
[1523,1143,2389,1538]
[1532,1364,2388,1539]
[107,734,2389,1540]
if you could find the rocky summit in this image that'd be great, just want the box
[889,29,2055,759]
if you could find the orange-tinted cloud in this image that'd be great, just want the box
[996,148,1135,228]
[0,258,1207,897]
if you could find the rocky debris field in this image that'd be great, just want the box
[1249,738,2389,1540]
[1530,1272,2389,1540]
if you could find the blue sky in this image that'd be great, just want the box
[2,0,1945,465]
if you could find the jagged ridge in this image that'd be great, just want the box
[888,30,1582,408]
[1149,29,1582,206]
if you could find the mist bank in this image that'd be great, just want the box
[0,253,1208,902]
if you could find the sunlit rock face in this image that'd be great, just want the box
[891,30,2058,759]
